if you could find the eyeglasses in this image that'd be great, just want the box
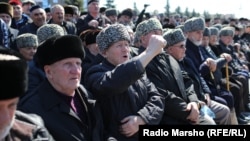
[172,44,186,49]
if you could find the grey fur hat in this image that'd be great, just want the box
[37,24,66,43]
[219,26,235,37]
[96,24,130,51]
[16,33,38,48]
[135,18,163,38]
[184,17,205,33]
[203,27,210,37]
[209,27,219,36]
[163,28,186,47]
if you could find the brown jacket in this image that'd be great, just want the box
[3,110,54,141]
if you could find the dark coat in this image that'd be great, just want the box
[18,79,104,141]
[185,39,212,96]
[18,22,40,35]
[137,47,199,124]
[84,58,165,141]
[48,20,77,35]
[76,14,111,35]
[4,110,54,141]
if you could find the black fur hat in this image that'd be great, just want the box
[0,47,28,99]
[36,35,85,69]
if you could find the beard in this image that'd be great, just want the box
[0,116,15,140]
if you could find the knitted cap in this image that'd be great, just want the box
[163,28,186,47]
[96,24,130,51]
[219,26,235,37]
[184,17,205,32]
[16,33,38,48]
[135,18,163,38]
[208,27,219,36]
[37,24,66,43]
[0,2,13,17]
[0,47,28,99]
[203,27,210,37]
[36,35,85,69]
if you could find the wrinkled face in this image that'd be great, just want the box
[18,47,37,61]
[44,58,82,96]
[0,98,18,140]
[30,8,46,27]
[187,30,203,46]
[52,7,64,24]
[0,13,11,26]
[102,40,130,66]
[166,41,186,61]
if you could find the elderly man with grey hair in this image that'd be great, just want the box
[183,17,232,125]
[135,18,218,125]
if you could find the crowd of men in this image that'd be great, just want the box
[1,0,250,141]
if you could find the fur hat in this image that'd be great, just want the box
[96,24,130,51]
[0,47,28,99]
[135,18,163,38]
[219,26,235,37]
[0,2,13,17]
[35,35,85,69]
[105,8,118,16]
[208,27,219,36]
[184,17,205,33]
[64,5,74,15]
[203,27,210,37]
[16,33,38,48]
[163,28,186,47]
[175,24,185,32]
[37,24,66,43]
[120,8,133,18]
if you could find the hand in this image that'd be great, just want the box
[205,58,217,72]
[147,35,167,56]
[119,115,145,137]
[88,20,99,27]
[186,102,200,124]
[204,94,211,106]
[220,53,232,63]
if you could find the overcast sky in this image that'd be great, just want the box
[100,0,250,18]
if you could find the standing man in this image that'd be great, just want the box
[76,0,110,35]
[48,4,77,35]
